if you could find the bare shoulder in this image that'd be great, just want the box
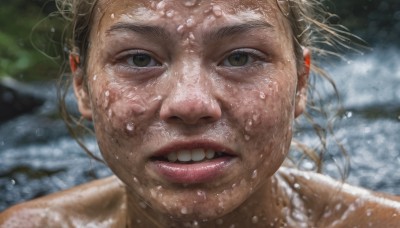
[277,167,400,227]
[0,176,127,228]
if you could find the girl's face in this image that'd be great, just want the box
[74,0,308,220]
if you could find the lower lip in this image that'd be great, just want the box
[150,157,235,184]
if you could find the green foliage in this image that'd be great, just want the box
[0,0,62,81]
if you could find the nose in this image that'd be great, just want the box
[160,78,221,125]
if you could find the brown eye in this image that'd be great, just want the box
[225,52,249,66]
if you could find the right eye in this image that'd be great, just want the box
[125,52,160,68]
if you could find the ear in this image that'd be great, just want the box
[70,54,93,121]
[294,48,311,118]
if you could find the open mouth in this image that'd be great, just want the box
[152,149,232,164]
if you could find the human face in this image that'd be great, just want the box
[74,0,308,220]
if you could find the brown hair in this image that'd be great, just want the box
[56,0,359,176]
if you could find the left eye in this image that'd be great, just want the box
[220,50,264,67]
[126,53,160,67]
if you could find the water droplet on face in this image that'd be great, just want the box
[244,135,250,141]
[216,218,223,225]
[252,216,259,224]
[156,1,166,11]
[181,207,188,214]
[197,190,207,199]
[133,176,139,184]
[93,74,97,81]
[107,109,113,118]
[177,24,185,34]
[186,17,195,27]
[111,13,115,19]
[105,90,110,97]
[251,170,257,179]
[136,219,141,224]
[166,9,174,18]
[189,32,195,40]
[126,122,135,132]
[259,91,266,99]
[183,0,198,7]
[293,183,301,190]
[212,5,223,17]
[366,209,373,216]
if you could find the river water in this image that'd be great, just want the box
[0,49,399,211]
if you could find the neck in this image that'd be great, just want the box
[125,175,285,228]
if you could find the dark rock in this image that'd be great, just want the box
[0,78,45,122]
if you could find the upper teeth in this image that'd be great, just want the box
[166,149,217,162]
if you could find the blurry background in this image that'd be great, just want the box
[0,0,399,211]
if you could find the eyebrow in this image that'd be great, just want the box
[204,20,274,43]
[106,22,172,40]
[105,20,273,42]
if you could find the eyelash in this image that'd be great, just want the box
[219,49,268,67]
[116,50,161,68]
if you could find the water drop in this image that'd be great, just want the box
[133,176,139,184]
[183,0,197,7]
[50,27,55,33]
[107,109,113,118]
[166,10,174,18]
[197,190,207,199]
[216,219,223,225]
[252,216,259,224]
[177,24,185,33]
[93,74,97,81]
[111,13,115,19]
[10,179,16,185]
[366,209,373,216]
[251,170,257,179]
[259,92,266,99]
[156,1,166,11]
[181,207,188,214]
[212,5,223,17]
[244,135,250,141]
[136,219,141,224]
[105,90,110,97]
[189,32,196,40]
[186,17,195,27]
[126,122,135,132]
[293,183,300,189]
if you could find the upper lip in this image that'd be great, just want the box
[150,140,237,158]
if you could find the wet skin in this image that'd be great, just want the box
[77,0,305,223]
[1,0,400,227]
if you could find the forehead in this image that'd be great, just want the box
[94,0,288,30]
